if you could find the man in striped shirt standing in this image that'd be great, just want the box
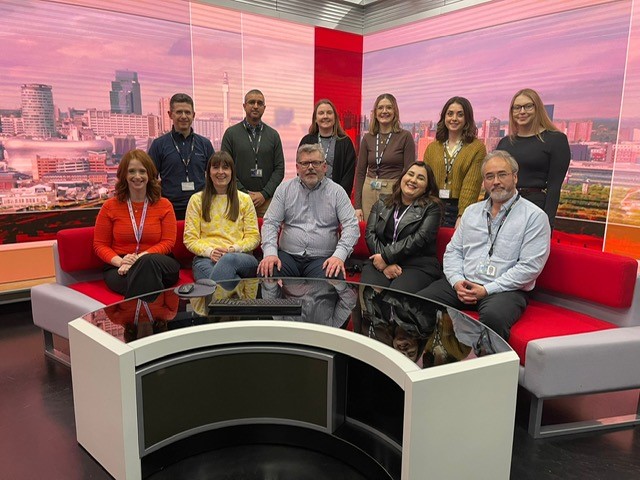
[258,143,360,279]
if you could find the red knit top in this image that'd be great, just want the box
[93,197,177,264]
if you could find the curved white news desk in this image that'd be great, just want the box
[68,279,519,480]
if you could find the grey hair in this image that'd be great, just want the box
[482,150,519,174]
[296,143,325,162]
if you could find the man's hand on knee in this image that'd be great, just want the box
[323,256,345,278]
[258,255,281,277]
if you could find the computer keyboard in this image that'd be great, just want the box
[208,298,303,316]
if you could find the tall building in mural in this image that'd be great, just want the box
[158,97,171,133]
[110,70,142,115]
[222,72,230,130]
[21,84,56,138]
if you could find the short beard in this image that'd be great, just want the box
[490,187,515,203]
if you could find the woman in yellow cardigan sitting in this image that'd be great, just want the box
[183,151,260,282]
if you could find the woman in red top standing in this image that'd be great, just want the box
[94,149,180,298]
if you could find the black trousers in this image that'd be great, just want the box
[360,261,439,294]
[103,253,181,299]
[417,277,529,340]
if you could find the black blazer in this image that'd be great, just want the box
[299,134,356,195]
[365,199,442,270]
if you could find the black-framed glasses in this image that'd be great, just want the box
[297,161,324,169]
[511,103,535,113]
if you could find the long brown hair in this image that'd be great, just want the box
[385,161,441,209]
[435,96,478,144]
[308,98,347,138]
[508,88,559,142]
[368,93,403,135]
[114,149,161,203]
[201,151,239,222]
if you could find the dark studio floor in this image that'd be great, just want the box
[1,301,639,480]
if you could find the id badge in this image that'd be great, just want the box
[370,180,382,190]
[477,261,496,277]
[181,181,195,191]
[251,168,263,178]
[439,188,451,199]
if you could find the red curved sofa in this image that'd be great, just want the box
[30,222,640,438]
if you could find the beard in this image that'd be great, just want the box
[489,186,515,203]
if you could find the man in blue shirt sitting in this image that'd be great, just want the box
[418,150,551,340]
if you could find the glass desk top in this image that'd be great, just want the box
[81,278,511,369]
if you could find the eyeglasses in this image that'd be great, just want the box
[483,172,513,182]
[297,160,324,169]
[511,103,535,113]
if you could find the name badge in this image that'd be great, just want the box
[181,181,195,191]
[477,261,496,277]
[370,180,382,190]
[439,189,451,199]
[251,168,263,178]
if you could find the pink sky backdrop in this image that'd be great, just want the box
[619,0,640,127]
[364,0,614,52]
[0,0,313,123]
[0,0,193,113]
[362,0,631,123]
[0,0,314,172]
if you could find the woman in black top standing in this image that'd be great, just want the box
[496,88,570,227]
[299,98,356,195]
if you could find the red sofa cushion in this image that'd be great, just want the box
[69,269,193,305]
[536,243,637,308]
[69,280,125,305]
[58,226,104,272]
[508,300,618,365]
[173,220,193,264]
[352,222,369,259]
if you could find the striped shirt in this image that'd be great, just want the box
[261,177,360,261]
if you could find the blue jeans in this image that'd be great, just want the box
[192,253,258,283]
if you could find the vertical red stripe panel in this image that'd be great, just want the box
[314,27,363,152]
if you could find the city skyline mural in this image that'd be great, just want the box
[0,0,313,243]
[2,0,640,258]
[362,0,640,256]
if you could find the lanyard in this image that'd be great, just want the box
[318,134,336,162]
[171,133,195,181]
[393,203,412,243]
[486,195,519,257]
[443,139,463,185]
[375,133,392,176]
[134,299,153,326]
[244,121,262,168]
[127,198,148,254]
